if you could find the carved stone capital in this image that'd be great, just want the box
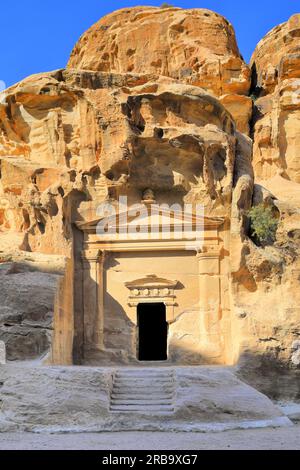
[81,249,105,263]
[197,245,221,259]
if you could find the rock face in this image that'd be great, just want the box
[0,260,61,361]
[68,6,252,135]
[0,366,290,432]
[0,71,102,255]
[226,14,300,398]
[68,7,250,97]
[0,69,237,255]
[0,7,300,400]
[251,14,300,182]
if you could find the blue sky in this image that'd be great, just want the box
[0,0,299,88]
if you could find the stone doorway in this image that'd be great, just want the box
[137,303,168,362]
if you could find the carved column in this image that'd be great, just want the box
[197,246,222,360]
[82,250,105,355]
[97,250,106,350]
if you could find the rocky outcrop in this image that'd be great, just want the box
[224,14,300,398]
[0,261,61,361]
[68,7,250,97]
[0,366,290,432]
[0,71,102,255]
[0,68,238,254]
[251,14,300,183]
[68,6,252,135]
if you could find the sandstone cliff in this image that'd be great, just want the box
[0,7,299,399]
[229,14,300,397]
[251,14,300,184]
[68,7,250,96]
[68,6,252,134]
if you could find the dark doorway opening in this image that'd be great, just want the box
[137,303,168,361]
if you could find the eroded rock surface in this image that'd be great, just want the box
[0,366,290,432]
[0,68,239,253]
[68,6,252,135]
[68,7,250,97]
[0,261,61,361]
[251,14,300,183]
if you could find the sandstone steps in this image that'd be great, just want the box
[109,368,176,413]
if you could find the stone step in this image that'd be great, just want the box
[114,379,174,385]
[112,392,173,398]
[113,380,175,390]
[115,372,174,378]
[114,377,173,385]
[111,387,174,397]
[113,380,174,384]
[115,369,174,374]
[111,399,173,406]
[114,380,174,385]
[110,404,175,413]
[112,392,174,398]
[110,368,176,415]
[114,376,174,380]
[115,372,174,376]
[115,370,174,375]
[111,387,175,397]
[113,385,174,392]
[113,387,173,393]
[114,379,174,384]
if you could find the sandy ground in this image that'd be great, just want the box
[0,426,300,450]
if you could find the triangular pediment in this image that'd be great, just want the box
[76,204,224,232]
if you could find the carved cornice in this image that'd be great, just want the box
[75,211,225,233]
[125,274,178,290]
[126,275,178,307]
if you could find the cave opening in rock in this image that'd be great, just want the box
[212,148,227,182]
[137,303,168,362]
